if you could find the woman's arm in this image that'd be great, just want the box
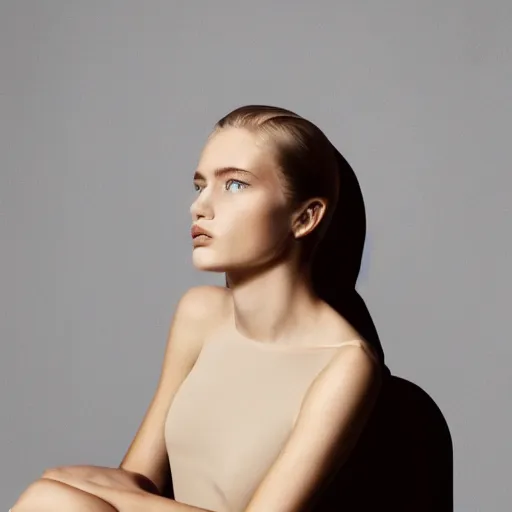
[40,464,161,494]
[119,285,228,495]
[11,478,119,511]
[12,477,212,512]
[244,343,381,512]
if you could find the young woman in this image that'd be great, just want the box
[12,105,389,511]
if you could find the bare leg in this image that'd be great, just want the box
[13,478,118,511]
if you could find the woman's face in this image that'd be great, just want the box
[190,127,294,273]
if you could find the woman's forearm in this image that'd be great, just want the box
[11,478,118,511]
[12,472,214,512]
[37,477,212,512]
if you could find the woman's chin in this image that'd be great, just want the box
[192,253,226,272]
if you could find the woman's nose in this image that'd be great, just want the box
[190,191,212,219]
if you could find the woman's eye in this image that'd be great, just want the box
[225,179,248,193]
[194,180,248,194]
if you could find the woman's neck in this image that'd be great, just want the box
[226,261,325,345]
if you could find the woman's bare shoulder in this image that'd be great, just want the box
[176,285,232,336]
[179,285,230,317]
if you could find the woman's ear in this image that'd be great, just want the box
[292,198,328,239]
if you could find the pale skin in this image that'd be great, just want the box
[12,127,381,511]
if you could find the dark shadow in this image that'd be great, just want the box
[312,373,453,511]
[161,473,174,500]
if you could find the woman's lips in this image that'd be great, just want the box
[192,234,212,246]
[191,224,212,238]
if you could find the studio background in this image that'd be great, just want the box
[1,1,510,510]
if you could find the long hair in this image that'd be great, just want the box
[212,105,387,368]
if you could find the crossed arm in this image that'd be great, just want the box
[12,343,380,512]
[12,477,211,511]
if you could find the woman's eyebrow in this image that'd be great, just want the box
[193,166,259,180]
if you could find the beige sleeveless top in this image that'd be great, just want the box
[164,329,377,512]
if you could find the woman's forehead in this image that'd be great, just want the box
[198,128,278,179]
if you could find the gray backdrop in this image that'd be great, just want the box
[1,1,511,510]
